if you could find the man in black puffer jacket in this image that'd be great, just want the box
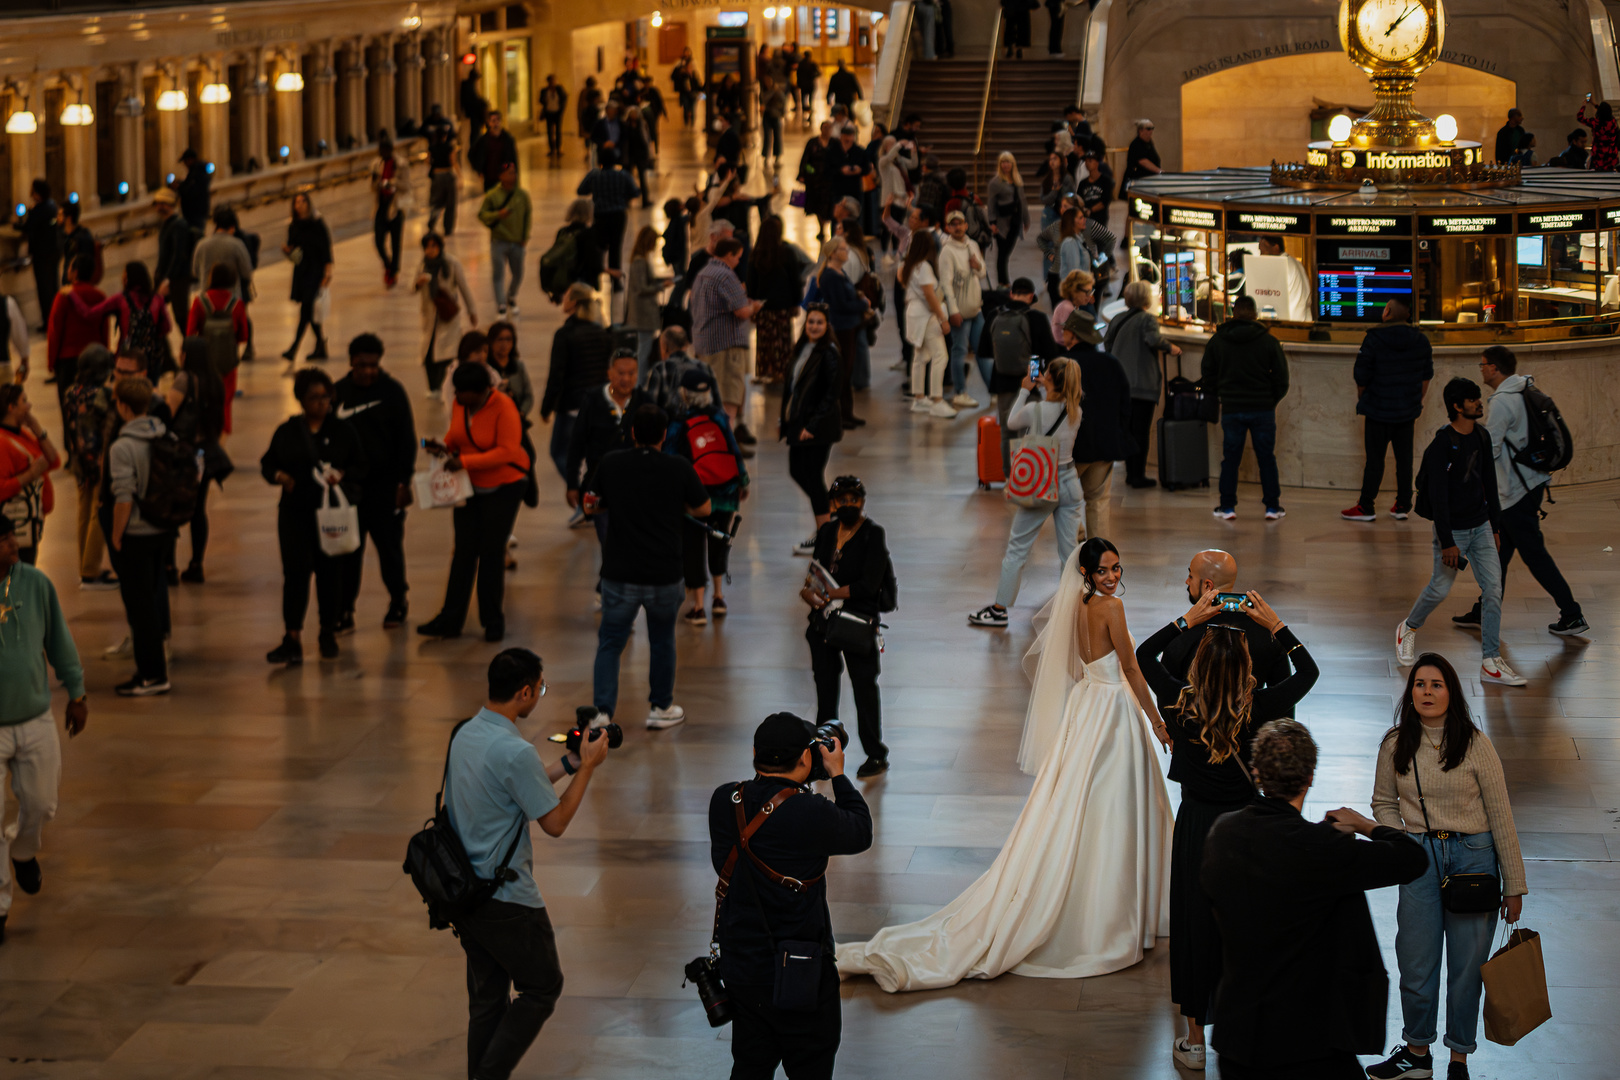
[1345,296,1432,522]
[1202,296,1290,520]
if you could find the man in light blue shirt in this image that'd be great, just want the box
[446,647,610,1080]
[1451,346,1586,637]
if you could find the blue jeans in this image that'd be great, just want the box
[1217,409,1281,511]
[594,579,684,717]
[490,240,526,308]
[947,313,987,396]
[1405,525,1502,659]
[995,471,1084,607]
[548,412,577,486]
[1395,831,1501,1055]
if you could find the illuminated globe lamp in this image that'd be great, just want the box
[1434,113,1458,144]
[274,72,304,93]
[1327,114,1353,145]
[6,105,38,134]
[156,89,187,112]
[199,82,231,105]
[60,102,94,127]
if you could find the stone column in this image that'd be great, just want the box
[114,62,145,200]
[61,71,98,210]
[198,53,231,169]
[396,36,424,130]
[6,75,44,213]
[368,36,397,139]
[309,41,337,157]
[343,40,368,148]
[423,30,451,118]
[273,52,305,164]
[157,62,189,180]
[237,50,269,171]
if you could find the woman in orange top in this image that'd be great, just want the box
[418,361,529,641]
[0,384,60,563]
[186,263,251,434]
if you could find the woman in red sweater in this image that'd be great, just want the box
[418,361,529,641]
[0,384,61,563]
[187,263,251,434]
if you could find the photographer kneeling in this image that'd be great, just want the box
[448,648,612,1080]
[708,713,874,1080]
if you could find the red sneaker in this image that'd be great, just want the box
[1340,503,1376,522]
[1389,504,1410,520]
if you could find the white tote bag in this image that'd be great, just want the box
[314,467,361,556]
[412,461,476,509]
[312,286,332,326]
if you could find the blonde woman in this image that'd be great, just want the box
[986,151,1029,287]
[413,231,477,397]
[899,229,955,419]
[1051,268,1096,339]
[967,356,1085,626]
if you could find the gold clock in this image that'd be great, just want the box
[1355,0,1432,63]
[1336,0,1447,147]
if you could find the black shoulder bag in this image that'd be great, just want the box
[402,719,529,931]
[1412,754,1501,915]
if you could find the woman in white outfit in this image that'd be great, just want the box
[967,356,1084,628]
[898,222,956,419]
[838,538,1175,991]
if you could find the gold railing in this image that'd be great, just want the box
[971,13,1004,190]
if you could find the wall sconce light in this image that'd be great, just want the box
[61,102,94,126]
[274,71,305,93]
[764,7,776,18]
[5,96,38,134]
[156,89,188,111]
[651,10,663,27]
[199,81,231,104]
[403,15,422,30]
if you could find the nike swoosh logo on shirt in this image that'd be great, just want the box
[335,401,380,420]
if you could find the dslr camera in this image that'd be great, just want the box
[807,721,848,782]
[565,706,623,754]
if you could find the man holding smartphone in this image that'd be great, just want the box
[1395,378,1526,686]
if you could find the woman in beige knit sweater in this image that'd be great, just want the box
[1367,653,1526,1080]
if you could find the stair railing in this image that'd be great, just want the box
[872,1,917,132]
[971,12,1004,190]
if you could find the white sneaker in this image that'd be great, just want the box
[507,533,519,549]
[646,704,686,730]
[1481,656,1528,686]
[1173,1038,1206,1071]
[496,307,507,318]
[910,397,932,413]
[1395,620,1417,665]
[928,399,959,419]
[507,304,521,319]
[103,634,132,659]
[950,393,979,408]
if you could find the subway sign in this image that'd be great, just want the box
[1418,213,1513,236]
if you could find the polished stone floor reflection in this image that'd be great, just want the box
[4,102,1619,1080]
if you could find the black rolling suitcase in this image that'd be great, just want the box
[1157,352,1210,490]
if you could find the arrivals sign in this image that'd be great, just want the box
[1316,215,1413,237]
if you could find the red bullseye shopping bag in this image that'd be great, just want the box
[1005,412,1066,510]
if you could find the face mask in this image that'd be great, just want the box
[835,505,862,526]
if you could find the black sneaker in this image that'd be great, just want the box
[416,618,462,639]
[1366,1046,1434,1079]
[266,635,303,665]
[484,621,505,643]
[855,758,889,779]
[115,676,171,697]
[1446,1062,1470,1080]
[318,631,339,659]
[383,599,409,629]
[334,613,356,636]
[1452,606,1482,627]
[968,605,1008,627]
[793,535,818,557]
[735,423,758,446]
[0,914,6,944]
[1549,614,1590,637]
[179,564,204,584]
[11,858,41,895]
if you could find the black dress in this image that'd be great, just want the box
[1137,620,1319,1025]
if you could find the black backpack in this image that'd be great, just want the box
[1505,377,1573,474]
[990,309,1033,376]
[134,430,201,530]
[403,720,528,931]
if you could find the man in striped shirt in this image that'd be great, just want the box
[577,148,641,291]
[691,238,762,431]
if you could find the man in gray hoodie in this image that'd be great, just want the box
[103,378,171,696]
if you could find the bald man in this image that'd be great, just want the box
[1140,549,1294,701]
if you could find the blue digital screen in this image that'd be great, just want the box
[1516,235,1545,268]
[1317,265,1414,321]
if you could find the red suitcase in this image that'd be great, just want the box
[977,415,1004,489]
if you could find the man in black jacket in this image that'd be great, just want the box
[1204,296,1290,521]
[20,180,60,332]
[469,111,519,193]
[826,59,862,109]
[1345,296,1432,522]
[541,284,613,493]
[1203,719,1426,1079]
[334,333,417,631]
[1060,313,1134,541]
[566,351,648,544]
[709,712,873,1080]
[56,203,96,286]
[1152,549,1292,698]
[152,188,195,332]
[176,149,212,230]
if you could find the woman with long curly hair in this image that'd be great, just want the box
[1136,586,1318,1072]
[745,215,803,384]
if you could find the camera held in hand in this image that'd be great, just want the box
[683,955,732,1027]
[566,706,623,754]
[807,721,848,782]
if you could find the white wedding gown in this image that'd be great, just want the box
[836,553,1174,991]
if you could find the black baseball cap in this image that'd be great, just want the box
[679,368,715,393]
[754,712,816,768]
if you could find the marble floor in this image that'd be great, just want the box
[3,98,1619,1080]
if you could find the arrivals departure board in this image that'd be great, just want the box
[1317,265,1413,321]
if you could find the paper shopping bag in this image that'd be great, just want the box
[412,463,475,509]
[1481,927,1552,1045]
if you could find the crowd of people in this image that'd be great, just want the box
[0,47,1578,1080]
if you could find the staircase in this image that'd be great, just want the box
[896,55,1082,197]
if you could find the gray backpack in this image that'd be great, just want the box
[990,309,1032,377]
[198,295,241,375]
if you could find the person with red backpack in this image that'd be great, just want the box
[667,369,748,626]
[186,263,250,435]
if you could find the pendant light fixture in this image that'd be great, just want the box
[4,90,37,134]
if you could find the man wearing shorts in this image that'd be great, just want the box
[689,237,762,432]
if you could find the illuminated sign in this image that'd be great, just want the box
[1313,147,1477,170]
[1517,209,1596,233]
[1165,205,1220,229]
[1603,206,1620,228]
[1337,246,1392,261]
[1418,213,1513,236]
[1316,215,1412,237]
[1229,210,1309,235]
[1318,266,1414,321]
[1130,197,1158,222]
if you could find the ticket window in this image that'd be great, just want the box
[1159,228,1219,325]
[1515,232,1597,322]
[1415,236,1509,324]
[1225,232,1311,322]
[1601,231,1620,313]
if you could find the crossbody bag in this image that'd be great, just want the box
[1413,756,1502,915]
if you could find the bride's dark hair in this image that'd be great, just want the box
[1077,538,1119,604]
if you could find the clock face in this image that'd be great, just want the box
[1355,0,1433,63]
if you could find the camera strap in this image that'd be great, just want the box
[717,783,825,897]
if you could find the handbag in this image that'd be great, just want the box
[860,172,878,193]
[789,188,807,208]
[1413,759,1503,915]
[313,285,332,326]
[432,285,461,324]
[1481,925,1552,1045]
[314,467,361,556]
[822,607,878,654]
[413,461,476,508]
[402,719,528,931]
[1006,411,1066,509]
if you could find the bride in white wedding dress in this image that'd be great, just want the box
[836,539,1175,991]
